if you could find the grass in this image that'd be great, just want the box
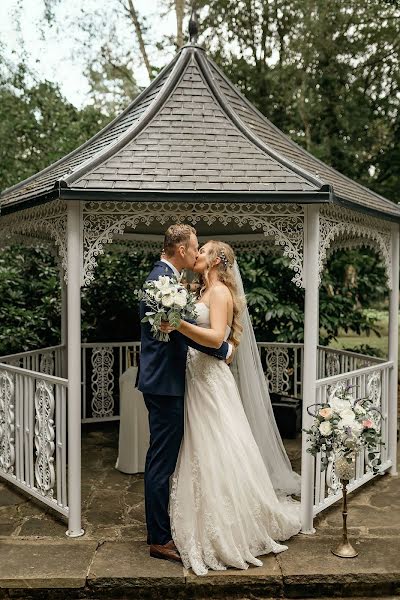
[328,309,400,364]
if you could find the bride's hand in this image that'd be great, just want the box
[159,321,177,334]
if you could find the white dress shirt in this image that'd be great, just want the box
[159,259,232,359]
[160,258,180,279]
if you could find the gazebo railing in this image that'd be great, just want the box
[0,344,64,378]
[1,342,388,423]
[257,342,303,398]
[317,345,385,380]
[80,341,305,422]
[0,362,68,517]
[310,360,393,516]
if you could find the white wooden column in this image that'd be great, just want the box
[388,223,399,476]
[60,269,68,379]
[66,200,84,537]
[300,204,320,533]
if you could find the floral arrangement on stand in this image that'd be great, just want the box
[304,381,383,475]
[304,380,383,558]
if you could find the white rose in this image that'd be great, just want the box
[161,294,174,308]
[173,292,187,308]
[354,404,366,416]
[319,421,332,437]
[154,276,171,290]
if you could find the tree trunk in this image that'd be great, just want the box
[125,0,153,80]
[175,0,185,48]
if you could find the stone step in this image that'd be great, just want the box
[1,537,399,599]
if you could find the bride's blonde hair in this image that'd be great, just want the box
[199,241,244,348]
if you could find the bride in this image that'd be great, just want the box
[161,240,301,576]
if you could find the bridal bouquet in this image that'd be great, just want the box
[304,382,383,474]
[136,275,198,342]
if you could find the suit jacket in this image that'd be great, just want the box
[137,261,229,396]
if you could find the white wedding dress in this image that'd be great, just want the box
[170,303,301,576]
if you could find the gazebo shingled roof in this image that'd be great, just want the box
[1,44,399,221]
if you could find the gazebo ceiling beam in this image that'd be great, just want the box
[2,187,400,225]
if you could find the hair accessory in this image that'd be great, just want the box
[219,250,230,269]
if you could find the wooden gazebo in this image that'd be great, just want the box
[0,40,399,537]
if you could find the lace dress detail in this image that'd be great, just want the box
[170,304,301,576]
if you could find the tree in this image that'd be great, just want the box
[198,0,400,201]
[0,61,112,191]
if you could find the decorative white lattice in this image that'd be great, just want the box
[39,353,55,376]
[326,454,342,495]
[0,201,68,279]
[90,347,115,418]
[82,201,305,287]
[34,379,55,496]
[0,200,394,290]
[325,352,341,377]
[0,370,15,474]
[319,204,392,289]
[265,347,290,394]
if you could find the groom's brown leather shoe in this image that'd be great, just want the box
[150,540,182,563]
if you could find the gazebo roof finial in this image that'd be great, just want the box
[188,4,199,44]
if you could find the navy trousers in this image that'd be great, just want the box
[143,393,184,545]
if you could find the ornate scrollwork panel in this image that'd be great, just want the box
[319,205,392,289]
[34,379,55,496]
[39,353,55,376]
[0,201,68,281]
[0,370,15,474]
[82,202,305,287]
[325,352,341,377]
[265,347,290,394]
[91,347,115,418]
[326,454,342,495]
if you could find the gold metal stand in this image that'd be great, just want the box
[331,479,358,558]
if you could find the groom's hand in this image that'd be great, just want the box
[225,343,235,365]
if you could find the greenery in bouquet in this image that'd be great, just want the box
[136,275,198,342]
[304,382,383,474]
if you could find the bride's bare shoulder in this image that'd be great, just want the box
[209,283,231,302]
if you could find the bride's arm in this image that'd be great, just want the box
[175,286,230,349]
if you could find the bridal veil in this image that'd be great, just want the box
[231,262,301,496]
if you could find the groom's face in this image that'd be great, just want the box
[181,233,199,270]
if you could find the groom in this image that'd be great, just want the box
[138,224,232,563]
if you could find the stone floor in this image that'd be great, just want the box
[0,423,399,599]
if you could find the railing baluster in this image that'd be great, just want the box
[15,373,23,483]
[315,452,321,505]
[82,347,86,420]
[56,384,62,505]
[61,385,67,508]
[27,376,34,489]
[24,374,31,487]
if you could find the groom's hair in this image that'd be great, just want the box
[163,224,196,257]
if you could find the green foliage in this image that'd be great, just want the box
[199,0,400,202]
[0,245,60,355]
[0,243,389,357]
[80,250,158,343]
[0,62,112,191]
[237,252,305,342]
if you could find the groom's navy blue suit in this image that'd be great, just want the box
[138,261,230,545]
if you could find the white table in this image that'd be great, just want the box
[115,366,150,474]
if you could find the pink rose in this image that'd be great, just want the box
[362,419,374,429]
[319,408,333,420]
